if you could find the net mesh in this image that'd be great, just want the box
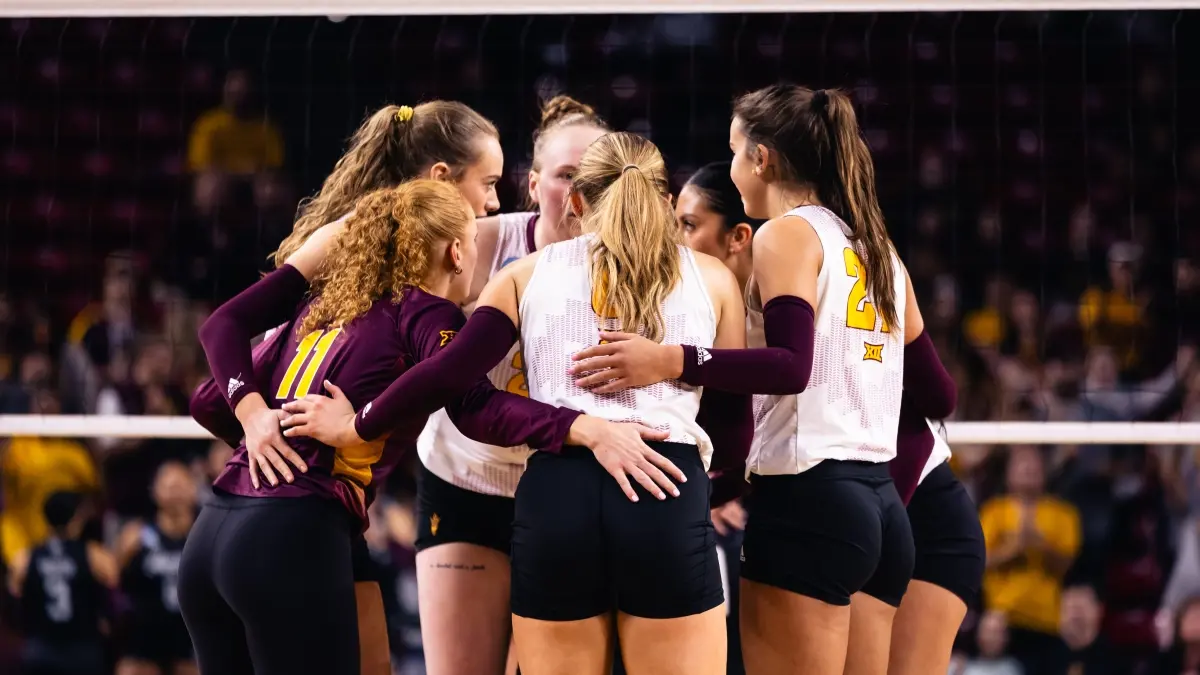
[4,13,1196,427]
[2,9,1199,674]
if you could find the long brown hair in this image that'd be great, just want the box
[571,132,680,342]
[734,85,898,331]
[298,180,472,336]
[274,101,496,265]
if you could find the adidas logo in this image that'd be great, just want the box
[361,402,372,418]
[696,347,712,366]
[227,377,244,399]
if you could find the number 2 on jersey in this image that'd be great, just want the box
[506,350,529,397]
[843,248,889,333]
[276,328,343,400]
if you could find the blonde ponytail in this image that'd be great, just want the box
[573,132,680,342]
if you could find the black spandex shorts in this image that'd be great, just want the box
[178,491,359,675]
[907,461,985,606]
[124,611,193,665]
[511,442,723,621]
[415,463,514,555]
[351,532,378,583]
[741,460,915,607]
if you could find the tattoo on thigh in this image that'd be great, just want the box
[431,563,487,571]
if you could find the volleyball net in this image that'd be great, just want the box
[1,2,1197,451]
[1,416,1199,446]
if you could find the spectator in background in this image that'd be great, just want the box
[998,290,1044,368]
[1159,596,1200,675]
[964,275,1013,352]
[115,461,197,675]
[961,610,1024,675]
[980,446,1083,674]
[1160,515,1200,648]
[1172,258,1200,339]
[1079,346,1192,424]
[61,253,139,414]
[95,337,203,521]
[1078,242,1149,374]
[7,491,118,675]
[0,351,52,414]
[187,68,285,217]
[0,388,100,568]
[1050,584,1116,675]
[192,440,234,507]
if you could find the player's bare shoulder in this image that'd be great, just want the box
[477,249,544,323]
[474,214,506,260]
[690,250,742,305]
[499,248,545,296]
[754,212,821,257]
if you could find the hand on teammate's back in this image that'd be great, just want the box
[567,416,684,502]
[568,332,683,393]
[280,380,363,448]
[242,405,308,489]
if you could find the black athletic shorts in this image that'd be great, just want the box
[907,461,985,606]
[124,611,193,664]
[178,491,359,675]
[511,442,723,621]
[351,532,378,583]
[415,463,514,555]
[741,460,915,607]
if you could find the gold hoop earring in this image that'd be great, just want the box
[454,266,463,275]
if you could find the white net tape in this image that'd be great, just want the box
[1,415,1198,445]
[4,0,1197,17]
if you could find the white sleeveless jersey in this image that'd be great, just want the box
[919,418,953,484]
[748,205,907,476]
[519,234,718,470]
[417,212,538,497]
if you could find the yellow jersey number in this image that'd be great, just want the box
[843,248,889,363]
[843,248,890,333]
[505,350,529,397]
[275,328,342,400]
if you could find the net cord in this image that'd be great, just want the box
[0,415,1197,445]
[5,0,1199,19]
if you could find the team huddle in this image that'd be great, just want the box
[167,85,985,675]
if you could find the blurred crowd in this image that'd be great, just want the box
[4,10,1200,675]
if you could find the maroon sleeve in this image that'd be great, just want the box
[189,378,243,447]
[891,392,936,505]
[357,303,580,451]
[696,388,754,507]
[903,331,957,419]
[197,265,309,410]
[188,326,289,447]
[680,295,815,395]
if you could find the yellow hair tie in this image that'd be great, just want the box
[395,105,414,123]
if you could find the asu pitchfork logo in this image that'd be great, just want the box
[438,330,457,347]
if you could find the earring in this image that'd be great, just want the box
[453,266,463,275]
[754,166,763,176]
